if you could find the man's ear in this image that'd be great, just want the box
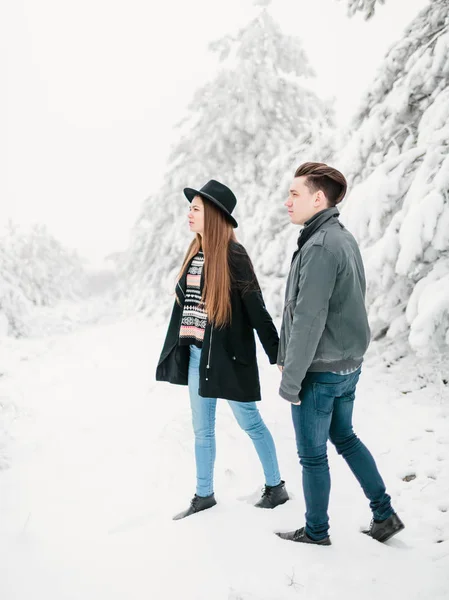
[315,190,326,206]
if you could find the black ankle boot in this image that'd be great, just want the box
[172,494,217,520]
[363,513,405,542]
[276,527,331,546]
[255,480,289,509]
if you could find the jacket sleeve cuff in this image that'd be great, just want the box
[279,386,300,403]
[266,342,279,364]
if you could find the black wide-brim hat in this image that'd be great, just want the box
[183,179,238,228]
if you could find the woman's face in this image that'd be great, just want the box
[188,195,204,235]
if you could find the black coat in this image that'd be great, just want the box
[156,242,279,402]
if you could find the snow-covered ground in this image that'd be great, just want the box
[0,317,448,599]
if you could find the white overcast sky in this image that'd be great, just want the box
[2,0,429,265]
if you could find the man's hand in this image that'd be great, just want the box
[291,399,302,406]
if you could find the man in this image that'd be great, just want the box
[275,162,404,546]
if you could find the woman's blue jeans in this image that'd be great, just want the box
[291,369,393,540]
[188,345,281,497]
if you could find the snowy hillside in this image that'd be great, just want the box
[0,320,448,599]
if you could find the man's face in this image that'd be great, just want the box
[285,176,325,225]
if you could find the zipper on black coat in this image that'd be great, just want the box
[206,327,213,381]
[176,281,185,299]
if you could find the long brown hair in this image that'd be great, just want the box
[178,197,237,328]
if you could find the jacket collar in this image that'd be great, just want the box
[292,207,340,263]
[304,206,339,229]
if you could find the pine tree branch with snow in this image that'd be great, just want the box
[339,0,449,355]
[339,0,386,20]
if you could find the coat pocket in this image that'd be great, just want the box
[224,337,252,365]
[226,347,251,365]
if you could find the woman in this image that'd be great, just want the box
[156,179,288,520]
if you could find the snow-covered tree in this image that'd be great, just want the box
[0,222,87,336]
[120,5,333,314]
[338,0,449,355]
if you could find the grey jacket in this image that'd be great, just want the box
[278,207,371,403]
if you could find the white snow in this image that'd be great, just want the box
[1,318,448,599]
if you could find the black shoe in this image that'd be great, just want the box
[276,526,331,546]
[363,513,405,543]
[255,480,289,509]
[172,493,217,520]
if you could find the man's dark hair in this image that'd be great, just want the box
[294,162,347,206]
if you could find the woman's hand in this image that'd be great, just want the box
[277,365,283,373]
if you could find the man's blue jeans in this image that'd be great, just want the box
[291,368,393,540]
[188,345,281,497]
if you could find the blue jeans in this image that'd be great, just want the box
[291,369,393,540]
[188,345,281,496]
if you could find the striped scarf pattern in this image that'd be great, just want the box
[179,252,207,347]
